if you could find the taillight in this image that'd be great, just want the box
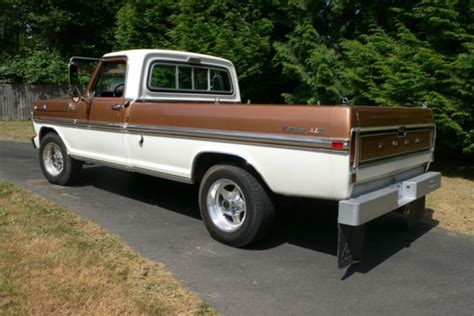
[350,130,357,183]
[350,132,357,167]
[331,141,345,150]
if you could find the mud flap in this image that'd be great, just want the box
[337,224,366,269]
[399,196,426,228]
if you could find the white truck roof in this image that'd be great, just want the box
[103,49,233,65]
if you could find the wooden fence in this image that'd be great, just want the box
[0,84,68,120]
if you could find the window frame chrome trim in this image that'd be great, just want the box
[147,61,234,95]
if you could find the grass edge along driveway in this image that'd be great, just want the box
[0,181,216,315]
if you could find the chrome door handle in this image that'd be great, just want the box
[111,104,122,111]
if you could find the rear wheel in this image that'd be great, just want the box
[39,132,82,185]
[199,164,274,247]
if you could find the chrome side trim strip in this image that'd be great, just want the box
[133,166,193,184]
[357,123,434,132]
[70,154,193,184]
[70,155,134,173]
[359,128,432,138]
[125,123,346,149]
[33,116,350,153]
[357,150,432,169]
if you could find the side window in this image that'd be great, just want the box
[93,61,127,97]
[178,66,192,89]
[210,69,231,92]
[194,68,208,90]
[150,64,176,89]
[148,62,232,94]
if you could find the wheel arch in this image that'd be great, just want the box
[37,125,72,155]
[191,151,273,192]
[39,126,59,142]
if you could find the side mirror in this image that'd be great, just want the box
[69,62,79,86]
[68,56,101,102]
[68,85,83,103]
[68,62,82,103]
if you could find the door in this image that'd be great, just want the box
[88,60,127,124]
[74,59,129,165]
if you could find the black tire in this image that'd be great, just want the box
[199,164,275,247]
[39,132,82,185]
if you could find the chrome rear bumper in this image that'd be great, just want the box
[336,171,441,268]
[339,172,441,226]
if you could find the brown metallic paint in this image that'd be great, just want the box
[33,57,130,122]
[359,129,432,163]
[352,106,433,127]
[34,99,434,146]
[86,57,128,123]
[88,97,126,123]
[127,102,350,139]
[33,98,85,120]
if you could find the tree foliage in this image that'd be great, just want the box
[0,0,122,84]
[273,0,473,157]
[115,0,279,101]
[0,49,68,85]
[0,0,472,157]
[115,0,174,50]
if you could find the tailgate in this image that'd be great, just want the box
[353,106,435,166]
[350,106,435,188]
[359,127,432,164]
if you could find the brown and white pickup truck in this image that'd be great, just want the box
[32,49,441,268]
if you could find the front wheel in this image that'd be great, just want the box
[199,164,275,247]
[39,132,82,185]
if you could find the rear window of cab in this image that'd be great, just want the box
[148,62,232,94]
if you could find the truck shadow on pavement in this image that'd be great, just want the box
[254,197,438,278]
[79,165,439,277]
[341,216,437,279]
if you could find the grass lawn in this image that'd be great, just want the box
[0,120,34,143]
[0,181,215,315]
[425,175,473,235]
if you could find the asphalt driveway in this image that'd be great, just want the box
[1,141,473,315]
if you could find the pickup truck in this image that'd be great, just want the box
[31,49,441,268]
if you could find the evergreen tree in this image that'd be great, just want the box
[274,21,346,104]
[0,0,472,157]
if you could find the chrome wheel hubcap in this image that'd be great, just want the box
[43,143,64,176]
[207,179,246,232]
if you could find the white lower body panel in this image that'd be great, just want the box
[32,122,352,199]
[125,133,352,199]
